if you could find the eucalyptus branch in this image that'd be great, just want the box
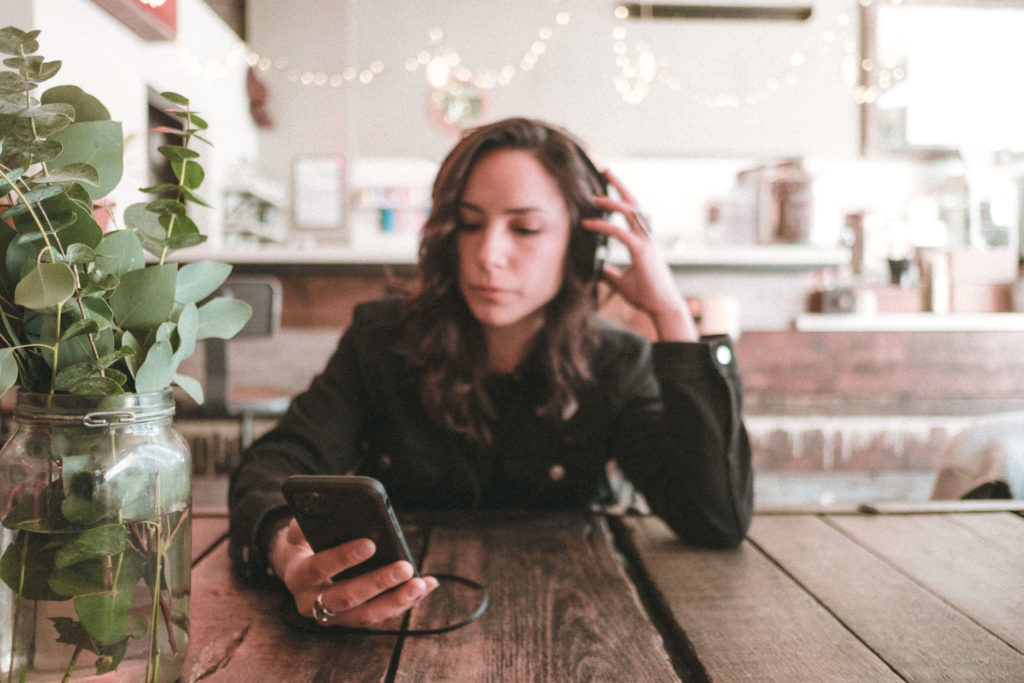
[0,166,55,254]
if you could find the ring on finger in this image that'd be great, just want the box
[313,591,337,624]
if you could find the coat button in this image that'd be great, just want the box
[715,344,733,366]
[548,464,566,481]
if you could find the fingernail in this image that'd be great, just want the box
[355,540,374,560]
[390,563,412,582]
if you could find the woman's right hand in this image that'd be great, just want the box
[269,518,440,628]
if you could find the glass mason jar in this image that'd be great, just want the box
[0,390,191,683]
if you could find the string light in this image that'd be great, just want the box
[610,2,863,107]
[403,8,571,91]
[171,1,904,110]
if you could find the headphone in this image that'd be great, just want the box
[570,141,611,284]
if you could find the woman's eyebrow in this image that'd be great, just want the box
[458,201,542,215]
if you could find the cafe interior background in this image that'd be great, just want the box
[9,0,1024,506]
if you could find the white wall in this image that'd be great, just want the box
[249,0,861,165]
[18,0,258,243]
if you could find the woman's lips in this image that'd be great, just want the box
[469,285,511,301]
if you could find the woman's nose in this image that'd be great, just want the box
[477,225,510,269]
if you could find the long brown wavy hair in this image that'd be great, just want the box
[401,117,607,445]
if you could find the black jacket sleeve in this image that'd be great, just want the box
[227,318,368,581]
[609,334,753,548]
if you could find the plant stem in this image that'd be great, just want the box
[60,646,81,683]
[5,532,29,683]
[146,519,163,683]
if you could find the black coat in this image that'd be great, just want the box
[229,299,753,581]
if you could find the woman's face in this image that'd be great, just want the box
[456,148,572,339]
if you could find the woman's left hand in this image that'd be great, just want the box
[582,170,699,342]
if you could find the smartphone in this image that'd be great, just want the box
[282,475,419,580]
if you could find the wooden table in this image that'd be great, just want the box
[183,503,1024,681]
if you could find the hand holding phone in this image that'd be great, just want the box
[282,475,419,581]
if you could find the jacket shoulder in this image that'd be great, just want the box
[351,298,404,331]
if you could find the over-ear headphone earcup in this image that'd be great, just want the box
[570,140,609,283]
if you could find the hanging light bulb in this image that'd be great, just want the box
[426,55,450,88]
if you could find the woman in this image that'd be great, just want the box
[228,117,753,629]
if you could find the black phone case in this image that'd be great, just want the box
[282,475,419,580]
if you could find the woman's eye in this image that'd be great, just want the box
[456,220,482,232]
[512,224,541,236]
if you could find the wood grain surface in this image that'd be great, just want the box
[619,515,899,682]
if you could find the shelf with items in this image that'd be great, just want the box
[221,167,288,246]
[347,184,430,250]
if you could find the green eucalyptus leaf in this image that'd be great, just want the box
[171,302,198,367]
[65,242,96,264]
[108,263,176,330]
[55,361,102,392]
[173,372,204,404]
[75,591,135,645]
[68,376,123,395]
[62,316,100,340]
[0,531,64,601]
[175,261,231,304]
[160,213,204,249]
[20,103,73,137]
[178,185,211,208]
[18,183,64,205]
[122,202,166,255]
[0,348,18,397]
[96,640,132,675]
[15,181,103,249]
[48,120,123,199]
[84,271,120,293]
[0,201,26,219]
[155,320,174,343]
[49,549,142,596]
[196,296,252,340]
[0,70,33,94]
[51,618,131,667]
[54,524,127,569]
[0,27,31,55]
[2,136,62,169]
[3,55,40,71]
[0,164,23,187]
[14,261,75,309]
[177,158,204,190]
[157,144,199,161]
[134,338,173,393]
[146,198,186,216]
[56,299,115,370]
[121,330,142,377]
[24,101,75,120]
[41,84,111,122]
[37,162,100,186]
[138,182,179,195]
[160,91,189,106]
[0,95,26,115]
[0,27,39,55]
[94,229,145,277]
[186,112,209,130]
[31,59,61,82]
